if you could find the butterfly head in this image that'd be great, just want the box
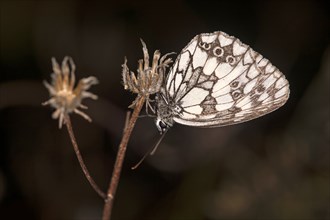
[154,93,176,134]
[155,118,170,134]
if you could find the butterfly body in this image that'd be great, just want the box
[154,31,290,133]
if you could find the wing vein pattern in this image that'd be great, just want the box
[159,31,290,128]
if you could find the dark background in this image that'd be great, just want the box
[0,0,329,220]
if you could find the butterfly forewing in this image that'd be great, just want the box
[163,31,289,127]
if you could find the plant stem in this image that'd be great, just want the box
[102,96,145,220]
[64,115,106,199]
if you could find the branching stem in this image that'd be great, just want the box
[102,96,146,220]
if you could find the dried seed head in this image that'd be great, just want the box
[122,39,174,108]
[42,56,98,128]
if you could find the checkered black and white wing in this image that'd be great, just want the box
[163,31,290,127]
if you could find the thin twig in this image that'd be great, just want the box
[64,115,106,199]
[102,96,145,220]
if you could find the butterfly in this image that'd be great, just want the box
[154,31,290,133]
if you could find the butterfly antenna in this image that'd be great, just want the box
[150,130,167,155]
[138,114,155,118]
[131,130,167,170]
[131,148,150,170]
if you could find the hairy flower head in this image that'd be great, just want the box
[42,56,98,128]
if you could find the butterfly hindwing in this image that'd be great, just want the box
[163,31,289,127]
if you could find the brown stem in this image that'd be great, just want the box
[102,96,145,220]
[64,115,106,199]
[123,111,131,133]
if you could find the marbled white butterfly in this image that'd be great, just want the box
[154,31,290,133]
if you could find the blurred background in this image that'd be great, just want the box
[0,0,329,219]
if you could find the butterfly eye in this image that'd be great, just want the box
[159,121,168,133]
[155,118,169,133]
[213,47,224,57]
[226,55,236,65]
[160,121,167,128]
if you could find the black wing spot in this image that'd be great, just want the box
[226,55,236,65]
[213,46,224,57]
[199,41,211,50]
[230,81,240,89]
[231,89,243,100]
[255,84,266,94]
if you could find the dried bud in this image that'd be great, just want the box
[122,39,174,109]
[42,56,98,128]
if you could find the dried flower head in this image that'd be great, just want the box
[122,39,173,110]
[42,56,98,128]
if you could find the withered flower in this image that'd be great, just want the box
[42,56,98,128]
[122,39,173,110]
